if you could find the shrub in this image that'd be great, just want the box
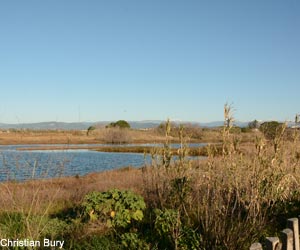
[248,120,259,129]
[259,121,283,140]
[106,120,130,129]
[87,126,96,136]
[120,232,149,250]
[103,127,132,144]
[82,189,146,229]
[154,208,181,249]
[153,208,201,250]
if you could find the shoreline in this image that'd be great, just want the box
[15,145,211,156]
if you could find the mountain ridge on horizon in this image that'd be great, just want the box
[0,120,296,130]
[0,120,255,130]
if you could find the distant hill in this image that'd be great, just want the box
[0,121,163,130]
[0,122,94,130]
[0,120,252,130]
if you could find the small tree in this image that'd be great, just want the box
[115,120,130,129]
[259,121,283,140]
[106,120,130,129]
[87,126,96,136]
[248,120,259,129]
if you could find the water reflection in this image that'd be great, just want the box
[0,143,206,181]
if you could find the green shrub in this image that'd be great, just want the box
[106,120,130,129]
[248,120,259,129]
[178,226,202,250]
[82,189,146,229]
[153,209,201,250]
[154,209,179,237]
[259,121,283,140]
[120,232,149,250]
[154,209,180,249]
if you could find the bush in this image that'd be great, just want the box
[103,127,132,144]
[81,189,148,249]
[154,208,181,249]
[120,232,149,250]
[259,121,283,140]
[248,120,259,129]
[106,120,130,129]
[82,189,146,229]
[87,126,96,136]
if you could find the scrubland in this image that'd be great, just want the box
[0,122,226,145]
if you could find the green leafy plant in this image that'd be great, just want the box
[120,232,149,250]
[154,208,181,249]
[154,209,180,236]
[82,189,146,229]
[178,226,202,250]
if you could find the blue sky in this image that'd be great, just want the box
[0,0,299,123]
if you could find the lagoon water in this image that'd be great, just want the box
[0,143,206,181]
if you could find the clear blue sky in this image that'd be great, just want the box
[0,0,299,123]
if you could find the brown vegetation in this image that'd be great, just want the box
[17,145,218,157]
[2,114,300,249]
[0,167,143,214]
[0,128,177,145]
[0,124,258,145]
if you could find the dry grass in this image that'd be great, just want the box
[0,130,93,145]
[0,126,256,145]
[0,129,171,145]
[0,167,143,214]
[140,108,300,249]
[125,129,297,248]
[0,165,144,244]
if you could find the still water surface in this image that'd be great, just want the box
[0,143,206,181]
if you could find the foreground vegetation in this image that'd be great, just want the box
[1,109,300,249]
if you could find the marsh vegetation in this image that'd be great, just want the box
[0,109,300,249]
